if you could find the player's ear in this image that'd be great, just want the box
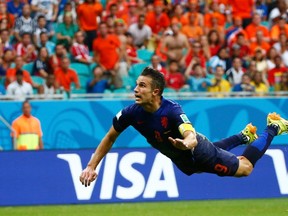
[153,88,160,96]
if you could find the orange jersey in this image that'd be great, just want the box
[181,25,204,40]
[204,12,226,28]
[93,34,120,70]
[77,2,103,31]
[54,68,79,91]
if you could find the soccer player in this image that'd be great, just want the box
[80,67,288,186]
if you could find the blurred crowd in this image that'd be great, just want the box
[0,0,287,98]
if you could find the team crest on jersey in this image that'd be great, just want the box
[161,116,168,128]
[180,114,190,123]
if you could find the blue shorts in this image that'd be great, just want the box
[192,133,239,176]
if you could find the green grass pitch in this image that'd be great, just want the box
[1,198,288,216]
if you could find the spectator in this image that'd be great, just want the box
[185,0,204,27]
[145,0,170,36]
[5,55,34,88]
[33,15,52,47]
[204,0,226,28]
[128,14,152,48]
[185,60,211,92]
[245,13,270,43]
[208,46,229,73]
[50,43,67,70]
[0,49,15,73]
[226,57,246,87]
[232,73,255,93]
[230,33,250,62]
[6,69,33,97]
[181,13,204,42]
[170,4,188,27]
[267,55,287,87]
[268,0,287,28]
[32,47,53,78]
[251,71,269,95]
[71,30,93,64]
[56,12,79,50]
[253,48,268,76]
[185,40,207,69]
[274,72,288,92]
[160,22,190,69]
[86,65,111,94]
[205,13,225,43]
[226,16,248,47]
[57,1,77,24]
[11,100,43,150]
[38,31,56,56]
[166,60,185,91]
[266,47,279,70]
[54,56,80,93]
[15,32,37,63]
[122,1,139,26]
[38,73,56,95]
[227,0,255,28]
[93,22,121,81]
[0,29,14,56]
[7,0,25,18]
[199,34,211,60]
[0,3,15,31]
[249,30,271,55]
[270,16,288,43]
[150,54,168,79]
[13,4,35,42]
[31,0,58,32]
[207,29,222,57]
[76,0,103,51]
[255,0,268,21]
[125,32,143,65]
[208,65,231,96]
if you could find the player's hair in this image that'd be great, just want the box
[141,67,165,96]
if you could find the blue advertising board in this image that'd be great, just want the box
[0,98,288,150]
[0,146,288,206]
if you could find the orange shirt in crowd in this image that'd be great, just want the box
[54,68,79,91]
[228,0,254,19]
[93,34,121,70]
[270,24,288,42]
[245,24,270,41]
[5,68,32,87]
[171,15,189,27]
[204,12,226,28]
[181,25,203,41]
[145,12,170,34]
[76,2,103,31]
[250,42,271,55]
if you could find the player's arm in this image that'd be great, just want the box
[169,123,197,150]
[80,125,120,187]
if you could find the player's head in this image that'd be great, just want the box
[134,67,165,105]
[141,67,165,95]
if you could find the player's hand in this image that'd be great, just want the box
[168,137,192,150]
[79,166,97,187]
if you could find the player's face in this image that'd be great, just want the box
[134,76,156,105]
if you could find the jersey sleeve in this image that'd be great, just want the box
[168,102,192,128]
[112,105,134,133]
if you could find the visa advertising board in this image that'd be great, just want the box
[0,146,288,206]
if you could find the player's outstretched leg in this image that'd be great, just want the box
[213,123,258,151]
[242,112,288,167]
